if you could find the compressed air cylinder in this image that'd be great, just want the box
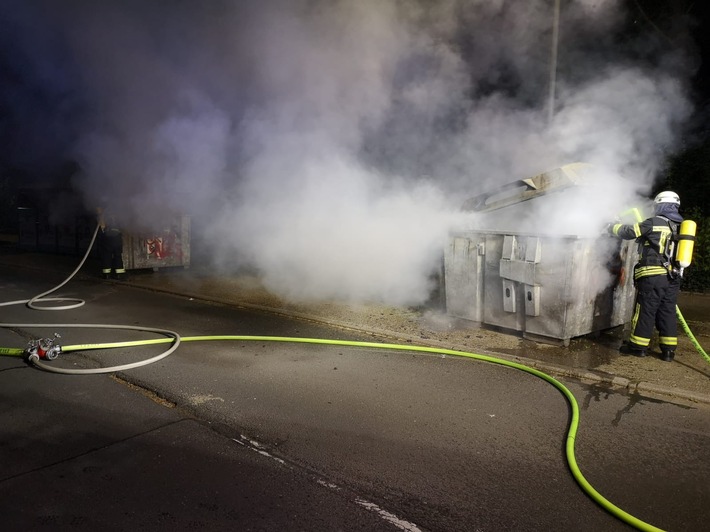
[676,220,697,268]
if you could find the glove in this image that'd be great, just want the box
[601,223,615,236]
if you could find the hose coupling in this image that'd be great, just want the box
[25,333,62,361]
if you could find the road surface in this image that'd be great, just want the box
[1,265,709,531]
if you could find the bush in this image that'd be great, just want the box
[657,136,710,293]
[677,208,710,292]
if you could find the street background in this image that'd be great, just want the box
[1,247,709,531]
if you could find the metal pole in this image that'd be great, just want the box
[548,0,560,125]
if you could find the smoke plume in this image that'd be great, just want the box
[0,0,697,305]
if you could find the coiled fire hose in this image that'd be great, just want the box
[2,226,709,532]
[0,223,99,312]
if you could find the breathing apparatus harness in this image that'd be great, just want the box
[649,215,683,279]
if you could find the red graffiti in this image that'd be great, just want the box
[146,238,165,258]
[144,228,183,261]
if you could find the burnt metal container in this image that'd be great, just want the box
[444,230,637,345]
[445,164,638,345]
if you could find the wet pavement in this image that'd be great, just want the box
[1,246,709,405]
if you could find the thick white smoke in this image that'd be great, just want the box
[13,0,694,305]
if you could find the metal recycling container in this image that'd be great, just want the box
[444,229,638,345]
[121,216,191,271]
[446,163,640,345]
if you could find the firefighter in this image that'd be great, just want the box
[606,191,683,361]
[96,207,126,280]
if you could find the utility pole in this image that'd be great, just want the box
[548,0,561,125]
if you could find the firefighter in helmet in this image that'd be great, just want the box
[96,206,126,280]
[607,191,683,361]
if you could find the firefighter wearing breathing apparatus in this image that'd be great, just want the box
[96,206,126,280]
[607,191,696,362]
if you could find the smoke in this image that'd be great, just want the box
[0,0,697,305]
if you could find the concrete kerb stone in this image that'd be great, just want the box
[632,380,710,405]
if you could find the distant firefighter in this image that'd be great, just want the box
[96,206,126,280]
[606,191,691,362]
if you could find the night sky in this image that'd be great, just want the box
[0,0,708,185]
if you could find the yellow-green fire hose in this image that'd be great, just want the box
[677,306,710,363]
[2,327,667,531]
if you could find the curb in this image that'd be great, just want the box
[121,280,710,406]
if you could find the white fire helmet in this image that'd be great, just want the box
[654,191,680,206]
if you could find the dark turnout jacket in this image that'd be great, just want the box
[610,206,683,280]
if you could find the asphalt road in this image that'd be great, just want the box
[1,265,709,531]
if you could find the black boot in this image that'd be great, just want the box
[660,349,675,362]
[619,343,647,357]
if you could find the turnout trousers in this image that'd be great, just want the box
[99,230,125,276]
[629,273,680,353]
